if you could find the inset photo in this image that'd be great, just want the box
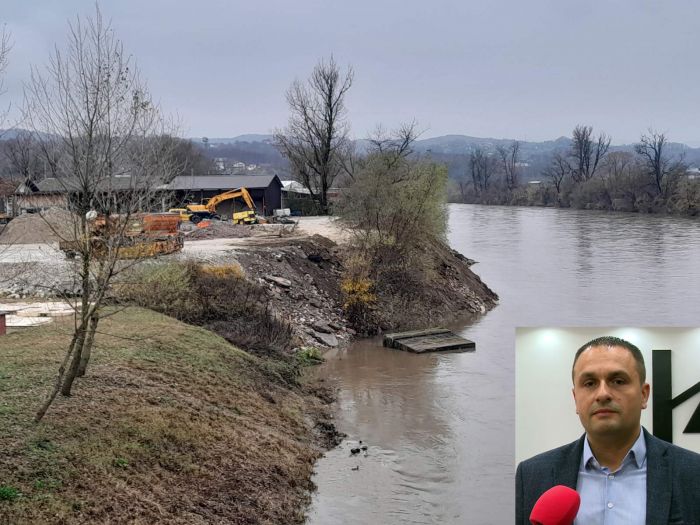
[515,327,700,525]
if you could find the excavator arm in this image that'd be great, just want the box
[204,187,257,214]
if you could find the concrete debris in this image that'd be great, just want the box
[5,315,54,327]
[0,301,75,317]
[183,221,253,240]
[309,299,324,309]
[311,321,333,334]
[312,331,338,347]
[264,275,292,288]
[0,300,76,328]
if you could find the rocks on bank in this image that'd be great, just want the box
[232,234,498,348]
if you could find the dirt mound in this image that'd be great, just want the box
[0,208,77,244]
[184,220,253,240]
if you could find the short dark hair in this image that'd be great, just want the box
[572,336,646,384]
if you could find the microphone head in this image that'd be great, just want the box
[529,485,580,525]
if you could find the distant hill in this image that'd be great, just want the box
[197,134,275,145]
[4,130,698,181]
[0,129,23,140]
[196,133,700,162]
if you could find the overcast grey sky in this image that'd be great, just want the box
[2,1,699,145]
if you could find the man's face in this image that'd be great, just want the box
[572,345,650,441]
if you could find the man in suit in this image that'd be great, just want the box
[516,336,700,524]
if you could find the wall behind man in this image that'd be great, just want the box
[516,327,700,464]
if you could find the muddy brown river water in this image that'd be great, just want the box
[307,204,700,525]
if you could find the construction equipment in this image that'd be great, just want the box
[167,207,216,224]
[205,187,259,224]
[169,187,259,225]
[59,213,183,259]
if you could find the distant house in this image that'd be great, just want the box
[13,174,284,218]
[686,167,700,180]
[13,176,155,214]
[166,174,282,217]
[0,178,19,216]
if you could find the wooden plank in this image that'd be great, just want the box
[383,329,475,353]
[383,328,452,346]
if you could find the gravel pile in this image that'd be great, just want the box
[0,261,80,298]
[184,221,253,240]
[0,208,77,244]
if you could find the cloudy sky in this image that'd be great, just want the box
[2,1,699,145]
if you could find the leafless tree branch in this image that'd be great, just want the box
[25,6,179,421]
[274,56,353,214]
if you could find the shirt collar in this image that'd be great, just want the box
[582,428,647,470]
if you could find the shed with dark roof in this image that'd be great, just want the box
[166,174,282,217]
[14,176,158,213]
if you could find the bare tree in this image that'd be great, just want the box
[366,121,423,170]
[602,151,635,180]
[496,141,520,191]
[0,28,9,99]
[274,56,353,214]
[543,151,570,196]
[25,7,177,421]
[569,125,611,182]
[634,130,686,197]
[3,130,46,182]
[337,123,447,252]
[0,25,11,133]
[468,147,497,195]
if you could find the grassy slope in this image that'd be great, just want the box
[0,309,322,524]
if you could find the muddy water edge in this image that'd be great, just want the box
[307,204,700,525]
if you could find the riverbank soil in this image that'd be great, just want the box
[0,308,337,524]
[357,238,499,333]
[0,215,497,523]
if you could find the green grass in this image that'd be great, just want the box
[0,307,325,524]
[0,486,20,502]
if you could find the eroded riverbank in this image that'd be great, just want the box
[0,215,499,524]
[309,203,700,525]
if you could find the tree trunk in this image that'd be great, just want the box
[77,312,99,377]
[60,324,88,396]
[61,250,91,397]
[35,328,81,422]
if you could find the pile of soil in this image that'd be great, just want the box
[0,208,77,244]
[235,235,353,350]
[344,238,499,334]
[232,234,497,346]
[183,220,253,240]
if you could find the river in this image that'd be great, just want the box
[307,204,700,525]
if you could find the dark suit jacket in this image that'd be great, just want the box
[516,428,700,525]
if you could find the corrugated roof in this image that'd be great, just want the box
[167,174,282,191]
[15,174,283,194]
[281,180,311,194]
[24,176,149,194]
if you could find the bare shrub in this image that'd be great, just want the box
[335,125,450,332]
[116,261,294,358]
[569,177,612,210]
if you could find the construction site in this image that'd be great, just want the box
[0,199,497,524]
[0,203,355,347]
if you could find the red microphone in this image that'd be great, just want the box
[529,485,580,525]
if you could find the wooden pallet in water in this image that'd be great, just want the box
[383,328,475,353]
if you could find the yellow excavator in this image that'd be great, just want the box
[170,187,259,224]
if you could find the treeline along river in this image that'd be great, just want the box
[308,204,700,525]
